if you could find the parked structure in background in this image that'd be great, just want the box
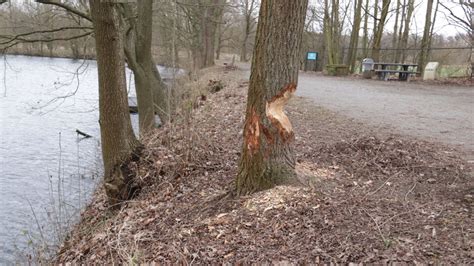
[423,62,440,80]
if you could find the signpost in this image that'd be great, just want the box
[305,51,318,71]
[307,52,318,60]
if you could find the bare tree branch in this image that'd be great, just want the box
[439,1,472,32]
[0,26,93,46]
[1,31,93,51]
[35,0,92,22]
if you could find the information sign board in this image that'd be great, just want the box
[307,52,318,60]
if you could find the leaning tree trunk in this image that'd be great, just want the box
[236,0,308,195]
[136,0,169,128]
[90,0,141,205]
[123,0,169,129]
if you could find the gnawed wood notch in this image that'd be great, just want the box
[245,108,260,155]
[266,83,296,141]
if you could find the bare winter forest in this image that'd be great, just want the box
[0,0,472,264]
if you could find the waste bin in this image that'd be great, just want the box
[362,58,374,79]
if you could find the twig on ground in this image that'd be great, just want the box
[362,208,390,247]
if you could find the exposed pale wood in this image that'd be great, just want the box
[236,0,308,195]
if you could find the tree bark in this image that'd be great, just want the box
[324,0,340,65]
[394,0,406,62]
[236,0,308,195]
[400,0,414,62]
[371,0,391,62]
[240,17,250,61]
[373,0,378,41]
[362,0,369,59]
[391,0,400,61]
[216,14,223,60]
[89,0,141,205]
[122,0,169,129]
[240,0,256,62]
[346,0,363,72]
[132,0,157,133]
[332,0,341,64]
[188,0,225,69]
[418,0,434,74]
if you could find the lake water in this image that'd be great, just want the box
[0,55,178,263]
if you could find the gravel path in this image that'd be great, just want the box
[296,73,474,157]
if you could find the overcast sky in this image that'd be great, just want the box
[409,0,468,37]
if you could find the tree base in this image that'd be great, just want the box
[236,162,296,195]
[104,146,143,207]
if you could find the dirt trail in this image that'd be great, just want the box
[296,73,474,158]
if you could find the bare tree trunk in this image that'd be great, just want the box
[400,0,414,62]
[240,10,250,62]
[418,0,434,74]
[190,0,225,69]
[236,0,308,195]
[89,0,141,205]
[123,0,169,129]
[372,0,378,42]
[371,0,391,62]
[395,0,406,62]
[132,0,156,133]
[241,15,250,61]
[324,0,340,65]
[216,15,223,60]
[427,0,440,56]
[331,0,341,63]
[346,0,363,72]
[362,0,369,59]
[323,0,332,64]
[70,39,81,58]
[240,0,256,62]
[392,0,400,61]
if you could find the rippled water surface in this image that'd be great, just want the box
[0,55,176,263]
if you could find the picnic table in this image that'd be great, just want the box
[374,62,419,81]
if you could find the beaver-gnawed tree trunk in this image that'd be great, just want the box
[90,0,141,205]
[236,0,308,195]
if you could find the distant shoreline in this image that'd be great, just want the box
[1,52,186,70]
[2,51,96,60]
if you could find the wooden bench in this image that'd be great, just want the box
[374,62,419,81]
[375,69,419,81]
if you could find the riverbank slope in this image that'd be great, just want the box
[53,65,473,264]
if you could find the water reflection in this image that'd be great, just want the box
[0,55,178,263]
